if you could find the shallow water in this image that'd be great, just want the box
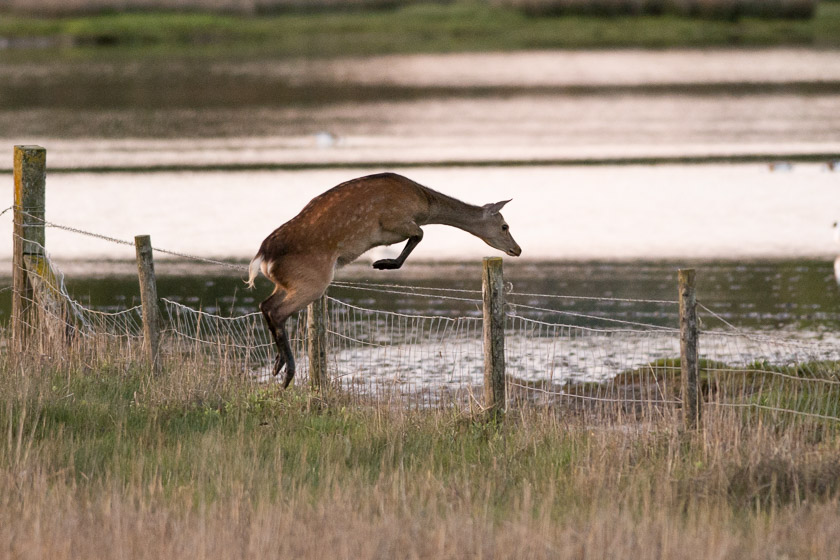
[2,48,839,389]
[4,250,840,398]
[4,92,839,169]
[0,164,836,263]
[4,256,840,389]
[2,259,838,331]
[2,49,840,166]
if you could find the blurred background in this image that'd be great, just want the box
[1,0,839,328]
[0,0,826,18]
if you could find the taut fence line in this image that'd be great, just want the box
[6,145,840,428]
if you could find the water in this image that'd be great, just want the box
[3,255,839,392]
[4,93,839,168]
[0,164,837,262]
[1,48,839,353]
[1,258,838,332]
[1,162,838,331]
[3,49,840,167]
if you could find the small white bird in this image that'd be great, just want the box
[314,131,338,149]
[769,161,793,172]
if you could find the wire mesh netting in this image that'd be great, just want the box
[326,298,485,406]
[5,212,840,423]
[699,329,840,421]
[8,241,144,355]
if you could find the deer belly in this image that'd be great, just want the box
[335,229,407,266]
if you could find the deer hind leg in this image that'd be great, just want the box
[259,294,286,374]
[260,278,331,388]
[259,290,296,387]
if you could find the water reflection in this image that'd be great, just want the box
[1,260,838,333]
[2,50,840,164]
[4,94,839,166]
[1,165,835,262]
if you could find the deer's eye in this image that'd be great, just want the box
[502,225,509,232]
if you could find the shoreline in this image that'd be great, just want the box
[0,136,837,173]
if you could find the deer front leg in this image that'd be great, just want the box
[373,226,424,270]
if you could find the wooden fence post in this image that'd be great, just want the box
[12,145,46,353]
[307,295,329,391]
[483,257,506,417]
[135,235,162,374]
[679,268,701,430]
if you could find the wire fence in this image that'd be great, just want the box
[4,209,840,424]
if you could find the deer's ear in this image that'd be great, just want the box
[483,199,511,215]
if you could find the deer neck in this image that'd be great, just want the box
[423,190,486,235]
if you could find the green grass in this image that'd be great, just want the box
[2,1,840,60]
[4,345,840,557]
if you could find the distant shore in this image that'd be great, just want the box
[2,2,840,58]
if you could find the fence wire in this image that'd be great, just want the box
[162,297,307,382]
[10,239,143,339]
[5,213,840,423]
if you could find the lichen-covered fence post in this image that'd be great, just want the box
[135,235,162,375]
[483,256,506,418]
[679,268,701,430]
[307,295,329,391]
[11,145,46,353]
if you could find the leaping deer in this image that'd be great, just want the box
[246,172,521,387]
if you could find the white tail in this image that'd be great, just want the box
[250,172,520,388]
[246,254,263,290]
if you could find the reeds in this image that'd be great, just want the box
[2,334,840,558]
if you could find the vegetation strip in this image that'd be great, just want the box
[2,2,840,57]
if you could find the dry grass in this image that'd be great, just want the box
[3,337,840,559]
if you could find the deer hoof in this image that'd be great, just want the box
[282,369,295,389]
[373,259,400,270]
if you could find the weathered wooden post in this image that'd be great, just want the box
[11,145,46,353]
[307,295,329,391]
[135,235,162,374]
[679,268,701,430]
[483,257,506,418]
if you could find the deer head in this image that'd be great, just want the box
[475,200,521,257]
